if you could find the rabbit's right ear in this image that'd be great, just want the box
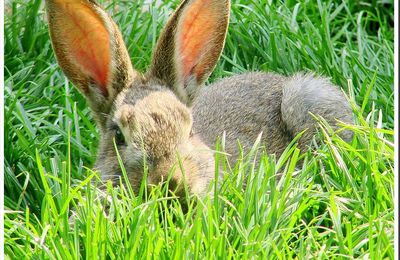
[46,0,137,127]
[149,0,230,104]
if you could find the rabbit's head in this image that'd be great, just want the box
[46,0,230,196]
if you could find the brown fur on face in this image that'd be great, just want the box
[114,91,192,160]
[95,83,216,195]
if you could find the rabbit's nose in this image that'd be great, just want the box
[146,172,179,191]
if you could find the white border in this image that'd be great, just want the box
[0,0,5,257]
[394,0,399,258]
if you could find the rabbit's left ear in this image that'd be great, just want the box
[46,0,137,127]
[149,0,230,104]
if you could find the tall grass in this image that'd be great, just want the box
[4,0,394,258]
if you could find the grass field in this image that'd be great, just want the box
[4,0,395,258]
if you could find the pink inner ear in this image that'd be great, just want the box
[57,1,111,95]
[178,0,219,83]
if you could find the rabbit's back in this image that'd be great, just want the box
[192,72,291,161]
[192,72,353,162]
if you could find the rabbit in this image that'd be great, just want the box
[45,0,353,197]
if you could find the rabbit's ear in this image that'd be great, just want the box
[46,0,136,125]
[149,0,230,104]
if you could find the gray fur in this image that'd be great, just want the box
[281,73,353,150]
[192,72,353,162]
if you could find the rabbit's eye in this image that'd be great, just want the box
[114,128,126,146]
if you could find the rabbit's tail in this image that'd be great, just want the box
[280,73,353,150]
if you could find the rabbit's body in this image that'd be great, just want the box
[46,0,353,197]
[193,72,290,160]
[193,72,353,162]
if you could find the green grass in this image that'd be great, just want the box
[4,0,394,258]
